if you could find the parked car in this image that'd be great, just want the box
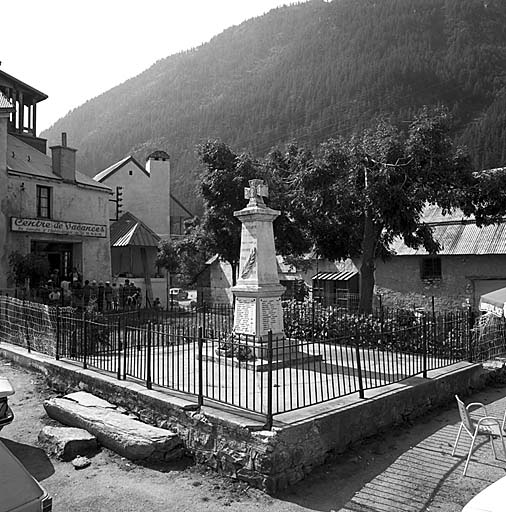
[0,376,14,430]
[169,288,188,301]
[0,439,52,511]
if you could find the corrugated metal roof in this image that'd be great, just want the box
[391,222,506,256]
[0,91,13,110]
[110,212,160,247]
[312,270,358,281]
[421,204,471,224]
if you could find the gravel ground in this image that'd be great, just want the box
[1,357,506,512]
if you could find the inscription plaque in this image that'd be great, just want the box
[233,297,256,335]
[259,297,283,335]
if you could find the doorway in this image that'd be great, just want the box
[31,241,74,280]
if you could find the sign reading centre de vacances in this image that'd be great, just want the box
[10,217,107,238]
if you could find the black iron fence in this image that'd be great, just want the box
[0,295,495,428]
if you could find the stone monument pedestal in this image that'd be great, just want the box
[229,179,321,370]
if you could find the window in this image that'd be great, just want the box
[421,257,442,280]
[36,185,51,218]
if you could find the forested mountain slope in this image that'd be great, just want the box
[42,0,506,213]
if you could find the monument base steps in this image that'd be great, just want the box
[203,351,323,372]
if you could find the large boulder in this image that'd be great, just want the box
[38,425,98,461]
[44,395,183,462]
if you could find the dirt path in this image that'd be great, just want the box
[1,357,506,511]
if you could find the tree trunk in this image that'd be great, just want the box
[359,209,376,314]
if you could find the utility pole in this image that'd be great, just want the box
[109,186,123,221]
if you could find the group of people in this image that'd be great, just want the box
[41,270,143,311]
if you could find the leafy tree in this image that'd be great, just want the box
[157,218,212,287]
[173,218,212,286]
[197,140,311,286]
[197,141,261,285]
[289,108,474,313]
[8,251,50,287]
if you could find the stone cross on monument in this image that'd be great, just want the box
[244,179,269,206]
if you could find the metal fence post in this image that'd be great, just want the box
[198,326,204,407]
[354,323,365,399]
[24,300,31,353]
[202,302,207,339]
[311,300,315,342]
[116,317,122,380]
[265,330,274,430]
[467,305,475,363]
[123,326,128,379]
[55,307,60,360]
[422,314,428,378]
[83,312,88,370]
[146,321,152,389]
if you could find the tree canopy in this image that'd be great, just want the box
[286,107,474,312]
[195,140,312,285]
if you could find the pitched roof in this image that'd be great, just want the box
[392,205,506,256]
[0,91,14,110]
[7,134,110,192]
[0,69,48,103]
[93,155,148,182]
[110,212,161,247]
[94,155,194,218]
[392,222,506,256]
[170,194,193,217]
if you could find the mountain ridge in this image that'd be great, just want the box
[42,0,506,213]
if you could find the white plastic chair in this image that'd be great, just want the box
[452,395,506,476]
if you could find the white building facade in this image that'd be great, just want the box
[0,70,112,288]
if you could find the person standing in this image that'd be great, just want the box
[60,276,71,305]
[82,280,91,307]
[97,281,105,312]
[112,283,119,310]
[104,282,113,311]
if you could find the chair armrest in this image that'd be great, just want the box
[476,416,503,432]
[467,402,488,416]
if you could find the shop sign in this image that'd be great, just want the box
[10,217,107,238]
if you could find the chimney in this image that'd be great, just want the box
[50,132,77,182]
[145,150,171,236]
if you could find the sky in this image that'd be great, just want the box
[2,0,294,132]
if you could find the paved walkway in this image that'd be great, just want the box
[279,384,506,512]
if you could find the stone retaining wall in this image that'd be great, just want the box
[0,344,490,493]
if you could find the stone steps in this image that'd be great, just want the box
[44,391,183,462]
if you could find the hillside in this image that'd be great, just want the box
[42,0,506,214]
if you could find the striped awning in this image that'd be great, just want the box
[312,270,358,281]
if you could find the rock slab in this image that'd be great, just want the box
[38,425,98,461]
[44,397,182,462]
[64,391,117,408]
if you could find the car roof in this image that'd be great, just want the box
[0,439,44,507]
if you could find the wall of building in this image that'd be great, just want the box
[100,159,170,237]
[1,172,111,286]
[0,115,10,287]
[375,254,506,310]
[111,246,158,278]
